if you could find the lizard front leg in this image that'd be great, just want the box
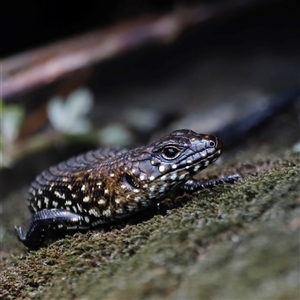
[182,174,242,191]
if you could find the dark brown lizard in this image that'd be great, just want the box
[15,129,240,248]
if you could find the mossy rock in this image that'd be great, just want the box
[1,150,299,299]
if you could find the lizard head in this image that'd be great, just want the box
[117,129,222,204]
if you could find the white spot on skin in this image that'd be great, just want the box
[193,165,200,172]
[149,175,155,181]
[54,191,66,199]
[151,160,155,165]
[81,185,86,191]
[89,208,100,217]
[65,200,72,206]
[38,189,43,195]
[77,203,83,212]
[58,224,64,229]
[207,148,216,155]
[104,189,109,195]
[83,196,90,202]
[172,164,177,169]
[126,205,136,211]
[52,201,58,208]
[204,160,210,167]
[133,189,140,193]
[159,186,166,193]
[103,209,111,217]
[161,175,167,181]
[67,226,78,230]
[110,173,115,177]
[187,159,192,164]
[98,199,106,205]
[201,151,208,158]
[150,186,156,192]
[72,206,77,213]
[140,175,145,180]
[67,185,72,190]
[97,182,102,186]
[116,208,123,214]
[84,216,90,223]
[91,220,105,226]
[37,200,42,208]
[49,184,54,191]
[143,184,148,188]
[171,173,177,181]
[115,199,121,204]
[44,197,49,207]
[72,194,77,199]
[179,173,186,180]
[134,196,141,202]
[121,184,126,189]
[132,168,137,174]
[159,165,166,173]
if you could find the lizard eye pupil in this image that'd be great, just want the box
[162,146,181,160]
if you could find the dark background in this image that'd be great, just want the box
[3,0,176,56]
[2,0,299,57]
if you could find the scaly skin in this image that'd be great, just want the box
[15,129,240,248]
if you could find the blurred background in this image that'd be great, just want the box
[1,0,299,194]
[1,0,299,192]
[1,0,299,245]
[1,5,300,300]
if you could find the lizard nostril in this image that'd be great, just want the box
[209,141,216,147]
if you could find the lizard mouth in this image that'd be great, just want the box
[184,148,222,173]
[175,135,223,172]
[169,148,222,178]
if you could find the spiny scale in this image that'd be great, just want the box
[15,129,239,249]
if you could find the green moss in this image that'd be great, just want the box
[1,151,299,299]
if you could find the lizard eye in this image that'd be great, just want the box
[161,146,181,160]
